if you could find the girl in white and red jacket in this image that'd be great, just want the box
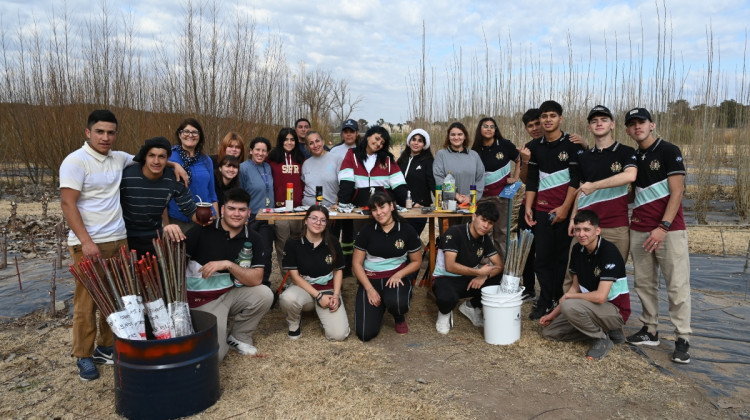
[337,126,409,207]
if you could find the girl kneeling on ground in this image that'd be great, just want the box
[278,205,349,341]
[353,192,423,341]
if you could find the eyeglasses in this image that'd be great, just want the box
[180,130,200,137]
[308,216,327,225]
[482,124,496,129]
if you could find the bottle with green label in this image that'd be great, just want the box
[234,242,253,287]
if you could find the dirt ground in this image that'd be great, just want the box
[1,190,748,419]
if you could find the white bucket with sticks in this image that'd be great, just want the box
[481,285,523,345]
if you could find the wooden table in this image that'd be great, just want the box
[256,208,470,285]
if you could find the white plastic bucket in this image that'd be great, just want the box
[482,294,523,345]
[481,285,524,304]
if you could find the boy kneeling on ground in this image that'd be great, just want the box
[432,201,504,334]
[540,209,631,360]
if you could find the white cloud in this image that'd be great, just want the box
[0,0,745,122]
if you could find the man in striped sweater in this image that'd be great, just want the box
[120,136,198,256]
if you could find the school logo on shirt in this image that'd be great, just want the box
[593,266,601,277]
[610,162,622,173]
[395,239,405,249]
[496,152,504,160]
[325,254,332,265]
[558,151,569,162]
[649,160,661,171]
[476,247,484,257]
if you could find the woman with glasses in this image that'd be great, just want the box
[239,137,275,287]
[471,117,520,259]
[168,118,218,233]
[278,206,349,341]
[353,192,422,341]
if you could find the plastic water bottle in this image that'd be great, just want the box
[443,172,456,209]
[233,242,253,286]
[406,190,413,209]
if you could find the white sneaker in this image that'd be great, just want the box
[459,301,484,327]
[436,311,453,334]
[227,334,258,356]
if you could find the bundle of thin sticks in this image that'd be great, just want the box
[69,238,193,340]
[504,229,534,278]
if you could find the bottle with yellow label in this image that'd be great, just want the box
[469,184,477,213]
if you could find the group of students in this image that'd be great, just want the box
[61,101,691,381]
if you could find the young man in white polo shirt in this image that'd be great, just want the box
[60,110,185,380]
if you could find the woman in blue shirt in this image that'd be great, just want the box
[168,118,218,233]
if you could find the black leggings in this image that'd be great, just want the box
[432,274,501,314]
[354,276,413,341]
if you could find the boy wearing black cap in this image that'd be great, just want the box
[624,107,692,364]
[569,105,637,263]
[120,137,198,256]
[524,100,585,320]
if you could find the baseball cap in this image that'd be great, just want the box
[587,105,613,122]
[342,119,359,131]
[624,108,653,123]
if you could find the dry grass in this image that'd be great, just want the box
[0,278,722,419]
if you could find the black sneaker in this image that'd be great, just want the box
[77,357,99,381]
[607,328,626,344]
[92,345,114,365]
[586,337,613,360]
[626,326,660,346]
[288,327,301,340]
[529,304,549,320]
[672,338,691,364]
[521,291,536,302]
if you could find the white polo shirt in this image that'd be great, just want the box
[59,142,133,246]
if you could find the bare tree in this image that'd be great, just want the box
[330,79,363,124]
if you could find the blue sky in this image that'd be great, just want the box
[1,0,747,123]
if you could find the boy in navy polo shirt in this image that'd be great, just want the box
[624,107,692,364]
[524,100,585,320]
[540,210,630,360]
[432,201,504,334]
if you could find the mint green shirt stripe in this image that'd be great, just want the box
[539,169,570,192]
[606,277,629,300]
[364,253,407,273]
[485,163,511,186]
[633,179,669,208]
[578,185,628,209]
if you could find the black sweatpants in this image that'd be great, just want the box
[533,210,571,310]
[354,276,413,341]
[517,206,536,295]
[432,274,501,314]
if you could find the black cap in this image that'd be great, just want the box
[587,105,613,121]
[134,136,172,163]
[624,107,653,123]
[341,119,359,131]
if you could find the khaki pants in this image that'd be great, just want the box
[563,226,630,292]
[192,285,274,361]
[630,229,692,340]
[542,299,624,341]
[70,239,127,358]
[477,196,509,260]
[278,284,350,341]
